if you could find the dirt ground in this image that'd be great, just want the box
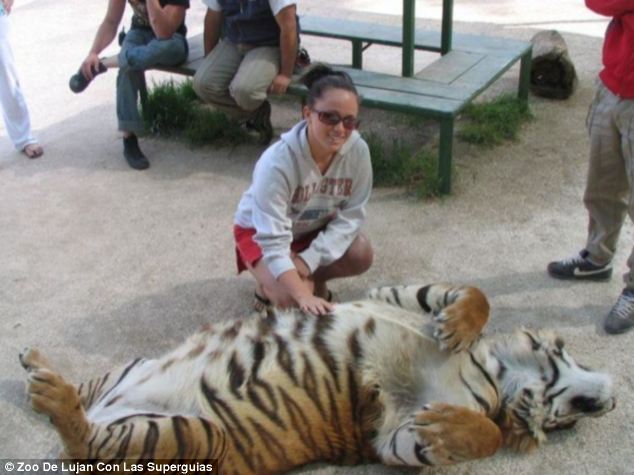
[1,0,632,474]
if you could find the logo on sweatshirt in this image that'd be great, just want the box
[291,177,352,204]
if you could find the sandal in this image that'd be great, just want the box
[254,292,272,313]
[22,143,43,159]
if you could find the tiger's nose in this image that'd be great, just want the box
[570,396,604,413]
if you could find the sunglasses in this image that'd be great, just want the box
[312,109,360,130]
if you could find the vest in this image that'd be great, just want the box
[219,0,282,47]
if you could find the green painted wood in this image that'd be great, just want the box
[441,0,453,54]
[300,16,531,58]
[402,0,415,77]
[287,81,461,118]
[518,50,532,101]
[439,117,454,194]
[340,67,471,101]
[414,51,485,84]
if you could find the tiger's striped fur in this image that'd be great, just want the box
[20,283,615,473]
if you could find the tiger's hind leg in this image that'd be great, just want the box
[20,347,146,411]
[375,403,502,467]
[20,349,226,462]
[20,348,93,458]
[367,283,490,352]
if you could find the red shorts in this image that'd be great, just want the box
[233,225,321,273]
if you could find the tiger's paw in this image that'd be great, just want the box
[19,347,53,373]
[433,287,489,352]
[412,403,501,464]
[26,367,80,419]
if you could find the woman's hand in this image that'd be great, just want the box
[296,294,334,316]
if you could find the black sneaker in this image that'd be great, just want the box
[547,249,612,281]
[123,135,150,170]
[604,289,634,334]
[246,100,274,145]
[69,62,107,94]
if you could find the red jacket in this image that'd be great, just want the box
[586,0,634,98]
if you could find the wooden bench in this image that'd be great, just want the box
[150,16,531,194]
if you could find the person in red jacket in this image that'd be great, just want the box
[547,0,634,334]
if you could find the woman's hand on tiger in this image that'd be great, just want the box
[296,294,334,316]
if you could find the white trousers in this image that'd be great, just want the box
[0,15,36,151]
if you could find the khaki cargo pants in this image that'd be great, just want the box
[192,39,280,119]
[584,79,634,289]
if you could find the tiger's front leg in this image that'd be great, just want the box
[368,283,490,351]
[376,403,502,467]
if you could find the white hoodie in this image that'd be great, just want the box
[234,120,372,279]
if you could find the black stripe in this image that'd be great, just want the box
[172,416,188,459]
[524,331,541,351]
[275,334,298,385]
[277,386,322,456]
[347,329,363,363]
[301,353,327,419]
[390,287,402,306]
[112,423,134,463]
[416,286,432,313]
[545,386,569,405]
[389,423,409,465]
[140,420,159,460]
[199,418,213,460]
[312,314,340,392]
[364,318,376,337]
[247,416,292,469]
[96,358,143,404]
[200,379,254,470]
[109,413,165,426]
[544,354,560,392]
[323,377,343,459]
[469,352,499,403]
[459,371,490,413]
[87,426,100,457]
[227,352,245,400]
[94,373,110,405]
[105,395,123,407]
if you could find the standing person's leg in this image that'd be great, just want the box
[583,81,629,266]
[192,39,244,114]
[0,16,42,158]
[547,80,625,280]
[604,95,634,334]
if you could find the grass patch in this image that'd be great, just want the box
[458,94,533,146]
[364,131,440,199]
[141,79,248,146]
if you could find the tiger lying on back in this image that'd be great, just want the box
[21,283,615,474]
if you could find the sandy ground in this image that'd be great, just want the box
[1,0,632,474]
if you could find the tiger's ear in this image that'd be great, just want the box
[499,386,546,452]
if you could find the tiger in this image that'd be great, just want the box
[20,282,615,474]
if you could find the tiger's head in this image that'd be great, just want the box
[492,329,615,452]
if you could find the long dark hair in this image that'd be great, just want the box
[300,64,359,108]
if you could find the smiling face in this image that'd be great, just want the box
[303,88,360,161]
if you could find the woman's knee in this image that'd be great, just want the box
[346,235,374,275]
